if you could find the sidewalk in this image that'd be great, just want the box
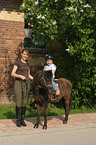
[0,113,96,135]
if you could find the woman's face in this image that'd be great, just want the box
[21,50,28,61]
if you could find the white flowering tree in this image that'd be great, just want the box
[21,0,96,108]
[21,0,58,39]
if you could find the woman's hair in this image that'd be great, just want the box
[21,49,29,55]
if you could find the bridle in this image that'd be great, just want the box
[39,75,53,89]
[39,75,57,101]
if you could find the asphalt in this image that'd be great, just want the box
[0,113,96,145]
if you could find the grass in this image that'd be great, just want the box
[0,102,96,119]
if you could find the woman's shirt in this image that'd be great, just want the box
[43,63,56,78]
[14,59,30,78]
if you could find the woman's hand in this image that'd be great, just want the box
[29,74,33,80]
[28,70,33,80]
[20,75,27,80]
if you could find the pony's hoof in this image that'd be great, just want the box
[33,124,39,128]
[63,119,67,124]
[43,125,47,129]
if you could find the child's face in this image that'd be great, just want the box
[46,59,53,65]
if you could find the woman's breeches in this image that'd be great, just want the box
[14,80,30,107]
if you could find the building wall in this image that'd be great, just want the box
[0,0,61,104]
[0,0,24,104]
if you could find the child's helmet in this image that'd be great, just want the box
[45,54,54,60]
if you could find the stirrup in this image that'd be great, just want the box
[53,94,58,100]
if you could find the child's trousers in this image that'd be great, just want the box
[52,78,59,91]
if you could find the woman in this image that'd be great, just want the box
[11,49,33,127]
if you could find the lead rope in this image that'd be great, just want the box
[21,76,29,98]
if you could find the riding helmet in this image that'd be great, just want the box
[45,54,54,60]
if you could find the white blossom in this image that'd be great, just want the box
[35,0,38,5]
[28,12,31,15]
[28,8,30,11]
[68,6,74,10]
[84,4,91,8]
[66,49,70,51]
[80,9,83,12]
[71,0,74,3]
[22,3,25,8]
[37,14,42,19]
[53,21,56,25]
[42,16,45,19]
[80,1,83,4]
[75,7,77,11]
[37,16,40,19]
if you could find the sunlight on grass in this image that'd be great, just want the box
[0,103,95,119]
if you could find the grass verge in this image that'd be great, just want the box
[0,103,96,119]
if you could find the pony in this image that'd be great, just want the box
[32,70,72,129]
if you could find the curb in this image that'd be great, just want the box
[0,124,96,137]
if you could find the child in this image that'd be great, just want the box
[43,54,60,96]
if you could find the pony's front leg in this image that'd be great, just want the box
[34,102,41,128]
[43,103,48,129]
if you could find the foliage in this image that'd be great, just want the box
[21,0,96,108]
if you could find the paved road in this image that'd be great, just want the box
[0,125,96,145]
[0,113,96,145]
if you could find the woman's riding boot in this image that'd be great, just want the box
[16,106,21,127]
[21,106,27,126]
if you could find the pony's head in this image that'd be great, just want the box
[41,70,55,98]
[32,70,55,99]
[40,70,53,89]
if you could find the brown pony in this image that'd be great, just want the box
[32,70,72,129]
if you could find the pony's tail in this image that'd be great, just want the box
[69,88,72,110]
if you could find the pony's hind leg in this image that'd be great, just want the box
[64,98,70,124]
[61,97,69,124]
[34,102,41,128]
